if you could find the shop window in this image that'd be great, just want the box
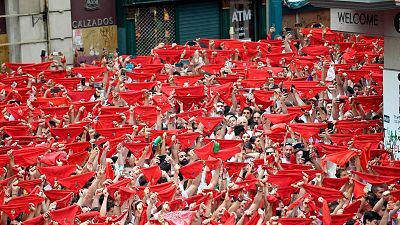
[229,0,254,41]
[133,5,176,55]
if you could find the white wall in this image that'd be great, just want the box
[5,0,73,64]
[48,0,73,65]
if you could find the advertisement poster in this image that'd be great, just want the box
[383,69,400,159]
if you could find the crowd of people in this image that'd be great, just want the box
[0,26,392,225]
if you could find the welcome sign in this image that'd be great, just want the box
[330,8,384,35]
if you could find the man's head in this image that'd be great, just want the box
[353,84,363,96]
[242,133,250,142]
[234,125,245,137]
[363,211,381,225]
[326,103,333,115]
[242,107,253,120]
[237,117,248,129]
[178,151,189,166]
[215,101,225,115]
[252,111,261,125]
[371,185,387,199]
[266,147,275,155]
[250,136,262,149]
[283,143,293,158]
[227,115,237,128]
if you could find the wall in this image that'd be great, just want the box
[283,8,330,28]
[17,0,47,63]
[4,0,73,64]
[48,0,73,65]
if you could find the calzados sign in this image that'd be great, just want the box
[72,17,114,29]
[71,0,116,29]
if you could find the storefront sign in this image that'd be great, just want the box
[230,0,254,40]
[330,8,384,35]
[71,0,116,29]
[231,10,252,22]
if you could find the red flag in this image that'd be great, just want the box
[323,150,357,167]
[124,142,151,158]
[353,179,366,199]
[72,66,107,78]
[321,198,332,225]
[263,113,298,124]
[141,165,162,185]
[0,203,30,220]
[16,178,43,193]
[352,170,398,185]
[105,162,114,180]
[55,192,74,208]
[322,177,349,190]
[301,45,330,56]
[57,171,96,193]
[278,218,312,225]
[22,215,45,225]
[302,184,343,202]
[37,165,76,185]
[343,200,361,214]
[118,90,146,105]
[194,141,214,160]
[50,127,83,143]
[290,123,327,139]
[44,190,75,202]
[49,204,79,225]
[176,132,200,149]
[65,151,89,166]
[180,161,204,179]
[195,117,223,134]
[163,211,197,225]
[67,90,95,102]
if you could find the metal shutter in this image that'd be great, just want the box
[177,0,220,44]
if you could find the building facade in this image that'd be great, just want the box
[0,0,117,65]
[117,0,269,55]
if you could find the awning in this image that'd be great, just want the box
[122,0,177,6]
[310,0,400,10]
[284,0,310,9]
